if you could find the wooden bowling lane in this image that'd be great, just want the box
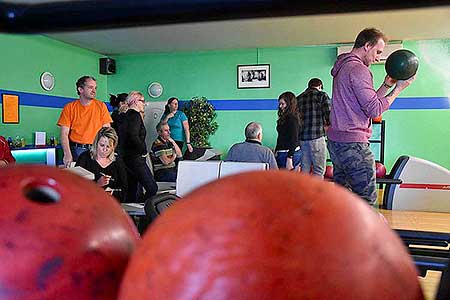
[379,209,450,300]
[379,209,450,233]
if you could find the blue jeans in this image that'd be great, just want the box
[124,156,158,203]
[327,140,377,206]
[300,136,327,177]
[155,169,177,182]
[70,146,89,162]
[275,149,302,170]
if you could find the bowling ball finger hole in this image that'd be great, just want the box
[23,183,61,204]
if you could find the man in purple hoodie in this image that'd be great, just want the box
[327,28,415,206]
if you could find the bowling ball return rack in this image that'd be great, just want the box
[382,156,450,212]
[396,229,450,300]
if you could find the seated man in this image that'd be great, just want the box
[0,136,16,167]
[226,122,278,170]
[151,122,182,182]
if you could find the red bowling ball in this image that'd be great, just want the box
[376,162,387,178]
[324,164,333,179]
[372,115,382,123]
[119,171,423,300]
[0,165,140,300]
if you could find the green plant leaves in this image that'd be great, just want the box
[183,96,218,147]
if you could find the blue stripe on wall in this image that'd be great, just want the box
[0,89,113,111]
[1,89,449,111]
[390,97,450,110]
[1,89,74,109]
[209,99,278,110]
[194,97,450,111]
[202,97,450,110]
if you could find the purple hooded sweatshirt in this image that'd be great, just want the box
[327,53,390,143]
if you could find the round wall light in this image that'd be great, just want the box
[40,72,55,91]
[148,82,163,98]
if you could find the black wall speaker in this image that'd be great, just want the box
[99,57,116,75]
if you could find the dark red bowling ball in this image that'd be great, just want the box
[119,171,423,300]
[385,49,419,80]
[376,162,387,178]
[0,165,140,300]
[324,164,333,179]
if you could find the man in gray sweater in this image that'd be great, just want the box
[226,122,278,170]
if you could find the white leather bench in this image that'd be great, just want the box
[176,160,268,197]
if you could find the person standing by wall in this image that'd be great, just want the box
[327,28,415,205]
[160,97,193,154]
[119,91,158,202]
[57,76,112,167]
[275,91,302,170]
[109,92,128,135]
[297,78,331,177]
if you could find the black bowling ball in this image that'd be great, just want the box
[385,49,419,80]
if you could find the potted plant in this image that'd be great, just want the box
[182,96,218,147]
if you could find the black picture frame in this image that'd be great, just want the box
[237,64,270,89]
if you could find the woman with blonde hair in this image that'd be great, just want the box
[118,91,158,202]
[76,127,127,202]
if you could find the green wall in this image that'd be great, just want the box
[370,40,450,170]
[109,39,450,171]
[108,46,337,160]
[0,34,108,143]
[0,33,449,171]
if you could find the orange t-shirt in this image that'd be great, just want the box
[57,99,112,144]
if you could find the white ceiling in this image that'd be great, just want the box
[45,6,450,55]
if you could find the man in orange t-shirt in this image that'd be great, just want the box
[57,76,112,167]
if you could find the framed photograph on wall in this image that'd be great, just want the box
[237,64,270,89]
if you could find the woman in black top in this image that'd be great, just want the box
[109,93,128,137]
[275,91,302,170]
[76,127,128,202]
[119,91,158,203]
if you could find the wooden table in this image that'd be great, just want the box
[379,209,450,300]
